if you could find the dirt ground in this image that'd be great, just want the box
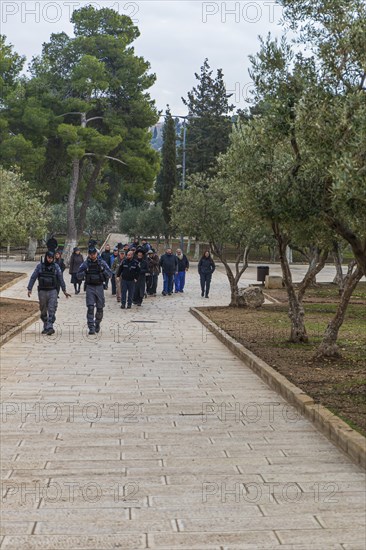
[1,272,38,337]
[202,285,366,435]
[264,281,366,304]
[0,298,38,337]
[0,271,23,288]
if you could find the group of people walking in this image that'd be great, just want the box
[27,237,216,336]
[93,241,192,308]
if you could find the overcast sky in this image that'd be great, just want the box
[2,1,285,116]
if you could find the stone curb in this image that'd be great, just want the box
[190,307,366,470]
[0,310,40,347]
[0,272,27,292]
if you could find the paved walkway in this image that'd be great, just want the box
[1,258,365,549]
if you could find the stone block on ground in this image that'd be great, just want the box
[237,286,265,308]
[265,275,284,289]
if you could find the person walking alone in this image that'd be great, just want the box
[27,250,70,335]
[160,248,178,296]
[69,247,84,294]
[174,248,189,293]
[198,250,215,298]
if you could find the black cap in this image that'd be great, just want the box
[46,250,54,258]
[88,246,97,254]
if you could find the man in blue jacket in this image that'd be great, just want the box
[159,248,178,296]
[77,246,112,335]
[27,250,70,335]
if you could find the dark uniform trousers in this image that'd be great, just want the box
[121,280,135,307]
[38,289,58,330]
[86,284,105,329]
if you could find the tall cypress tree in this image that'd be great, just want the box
[156,107,177,230]
[182,59,235,175]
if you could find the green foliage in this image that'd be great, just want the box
[0,7,160,209]
[275,0,366,271]
[47,201,109,235]
[0,167,49,245]
[0,35,25,102]
[182,59,235,175]
[171,171,268,254]
[156,107,177,228]
[119,203,166,239]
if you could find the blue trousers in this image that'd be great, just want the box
[174,271,186,292]
[163,273,174,294]
[121,280,135,306]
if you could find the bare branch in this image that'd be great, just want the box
[56,112,82,118]
[86,116,104,124]
[83,153,127,165]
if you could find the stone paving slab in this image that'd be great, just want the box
[1,259,365,549]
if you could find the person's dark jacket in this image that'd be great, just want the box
[198,256,216,275]
[55,258,66,272]
[160,253,178,275]
[176,254,189,272]
[101,249,112,265]
[117,258,140,281]
[136,258,149,278]
[77,258,112,284]
[147,254,160,275]
[27,261,66,292]
[69,252,84,274]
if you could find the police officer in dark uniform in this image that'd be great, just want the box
[27,250,70,335]
[77,246,112,335]
[133,249,149,306]
[116,250,140,309]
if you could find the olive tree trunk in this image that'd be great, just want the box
[211,244,250,307]
[316,266,363,358]
[273,223,308,343]
[298,249,329,303]
[332,240,344,290]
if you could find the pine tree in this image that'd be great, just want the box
[182,59,235,175]
[156,107,178,230]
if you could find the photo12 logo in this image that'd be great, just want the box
[1,401,141,424]
[2,480,140,504]
[1,2,139,24]
[202,481,339,504]
[202,1,281,24]
[19,321,140,344]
